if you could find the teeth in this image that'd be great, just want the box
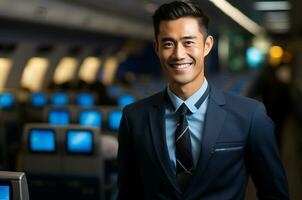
[172,63,191,69]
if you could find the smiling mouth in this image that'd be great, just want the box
[170,63,193,69]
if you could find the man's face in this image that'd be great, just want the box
[154,17,213,88]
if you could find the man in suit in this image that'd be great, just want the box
[117,1,289,199]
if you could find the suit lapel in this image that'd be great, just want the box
[148,91,182,196]
[185,84,227,197]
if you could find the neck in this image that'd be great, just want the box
[169,77,205,100]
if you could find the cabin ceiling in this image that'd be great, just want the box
[0,0,300,40]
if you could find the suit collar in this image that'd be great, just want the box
[152,82,226,107]
[167,79,209,113]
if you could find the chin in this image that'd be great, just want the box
[170,76,194,86]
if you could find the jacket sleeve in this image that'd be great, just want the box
[246,103,289,199]
[117,108,143,200]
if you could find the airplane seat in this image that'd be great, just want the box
[62,125,104,200]
[97,106,122,199]
[100,134,118,160]
[0,171,29,200]
[21,123,104,200]
[0,92,24,171]
[23,92,49,123]
[100,106,123,136]
[22,124,62,200]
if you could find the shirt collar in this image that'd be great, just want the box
[167,78,208,113]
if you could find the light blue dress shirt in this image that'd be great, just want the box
[165,79,209,171]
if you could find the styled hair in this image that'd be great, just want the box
[152,0,209,40]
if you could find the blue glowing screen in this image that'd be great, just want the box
[118,94,135,107]
[0,185,10,200]
[246,47,264,68]
[76,93,94,107]
[79,110,102,128]
[48,110,70,126]
[31,92,47,107]
[108,86,122,97]
[0,93,14,109]
[51,93,69,106]
[29,129,55,152]
[67,130,93,153]
[108,111,122,131]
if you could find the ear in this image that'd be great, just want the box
[204,35,214,57]
[153,39,159,56]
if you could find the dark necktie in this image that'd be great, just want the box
[175,85,210,192]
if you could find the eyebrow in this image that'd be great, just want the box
[160,36,197,42]
[181,36,197,40]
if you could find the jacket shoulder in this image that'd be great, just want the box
[223,91,262,111]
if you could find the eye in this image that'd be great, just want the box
[162,41,174,49]
[184,40,194,47]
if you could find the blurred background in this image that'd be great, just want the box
[0,0,301,199]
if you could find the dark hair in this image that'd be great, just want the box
[152,0,209,40]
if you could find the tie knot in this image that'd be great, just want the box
[177,103,189,115]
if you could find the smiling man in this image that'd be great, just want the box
[117,1,289,200]
[154,16,212,100]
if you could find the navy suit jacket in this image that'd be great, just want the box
[117,83,289,200]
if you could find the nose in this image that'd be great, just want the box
[172,43,186,60]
